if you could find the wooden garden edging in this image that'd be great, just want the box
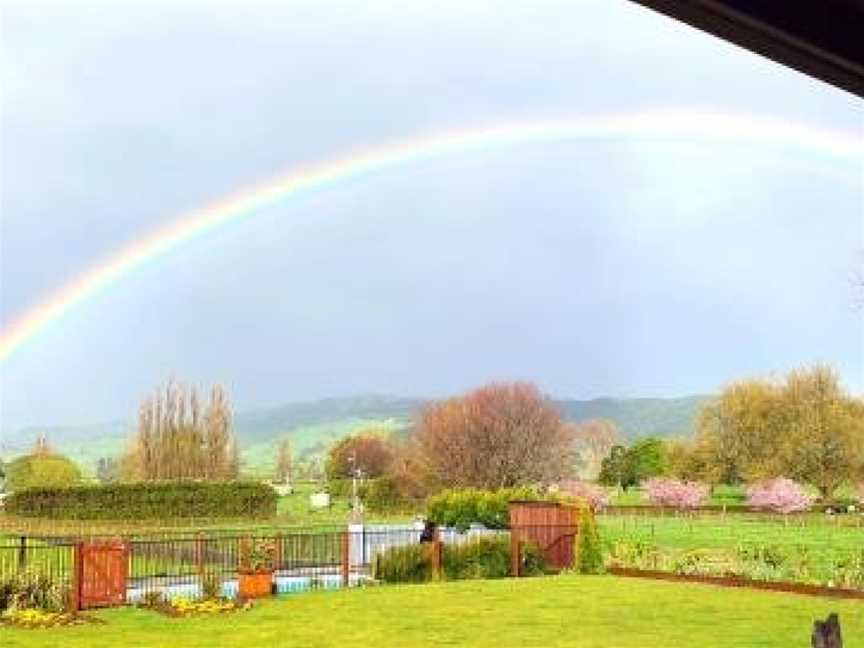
[607,567,864,600]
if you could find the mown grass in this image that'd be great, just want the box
[2,575,862,647]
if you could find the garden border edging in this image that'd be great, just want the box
[607,567,864,600]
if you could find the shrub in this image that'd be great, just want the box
[4,481,277,520]
[201,572,223,601]
[0,578,16,613]
[327,479,353,498]
[576,505,604,574]
[373,544,432,583]
[746,477,815,514]
[0,571,64,613]
[140,590,167,609]
[362,476,406,512]
[426,487,540,531]
[327,476,420,512]
[520,541,547,576]
[239,538,276,573]
[443,537,512,580]
[374,536,546,583]
[643,478,709,510]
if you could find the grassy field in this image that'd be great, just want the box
[598,511,864,587]
[599,511,864,553]
[610,484,749,507]
[2,575,862,647]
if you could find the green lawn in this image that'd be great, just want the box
[2,576,862,647]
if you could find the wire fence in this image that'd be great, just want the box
[597,511,864,589]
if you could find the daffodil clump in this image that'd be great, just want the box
[165,597,247,617]
[1,607,80,628]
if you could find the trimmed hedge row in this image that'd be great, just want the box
[4,481,277,520]
[425,487,543,531]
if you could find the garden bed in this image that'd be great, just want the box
[607,567,864,600]
[0,609,103,629]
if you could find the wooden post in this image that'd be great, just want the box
[121,541,130,606]
[511,536,521,578]
[274,533,284,572]
[430,537,443,580]
[18,536,26,569]
[340,532,350,587]
[195,533,205,579]
[238,536,250,572]
[69,541,83,613]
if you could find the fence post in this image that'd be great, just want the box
[340,532,350,587]
[69,541,83,613]
[274,533,283,572]
[18,536,26,569]
[511,535,521,578]
[195,533,205,579]
[431,536,443,580]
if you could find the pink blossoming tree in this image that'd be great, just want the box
[746,477,815,514]
[643,478,709,510]
[556,480,611,512]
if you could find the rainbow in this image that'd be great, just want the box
[1,110,862,363]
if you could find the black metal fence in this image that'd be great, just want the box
[0,534,75,596]
[0,525,520,607]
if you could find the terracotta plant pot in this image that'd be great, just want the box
[238,571,273,599]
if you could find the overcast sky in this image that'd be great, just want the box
[1,0,862,430]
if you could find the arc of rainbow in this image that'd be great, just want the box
[1,110,862,363]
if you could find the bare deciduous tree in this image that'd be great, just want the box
[413,381,577,489]
[568,418,622,479]
[126,379,239,481]
[274,439,292,483]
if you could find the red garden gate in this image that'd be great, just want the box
[509,501,580,573]
[73,541,129,610]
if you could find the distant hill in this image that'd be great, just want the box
[1,393,709,475]
[235,394,424,445]
[553,395,708,440]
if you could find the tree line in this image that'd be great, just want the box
[5,365,861,504]
[670,364,863,498]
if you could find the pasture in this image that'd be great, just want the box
[599,511,864,553]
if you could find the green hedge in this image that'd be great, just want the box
[425,487,542,531]
[4,481,277,520]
